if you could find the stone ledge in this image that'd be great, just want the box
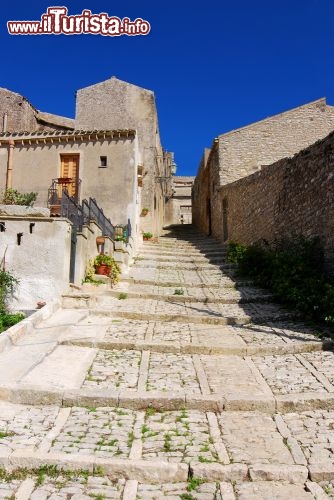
[190,463,248,482]
[308,463,334,482]
[5,449,188,483]
[0,205,50,217]
[249,464,308,484]
[275,392,334,412]
[59,337,324,357]
[0,299,61,355]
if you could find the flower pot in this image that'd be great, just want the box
[96,236,105,245]
[95,264,111,276]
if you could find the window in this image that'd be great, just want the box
[100,156,107,168]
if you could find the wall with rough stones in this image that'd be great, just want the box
[75,77,171,237]
[0,88,74,132]
[217,98,334,186]
[0,88,38,132]
[217,131,334,273]
[192,148,213,235]
[193,99,334,242]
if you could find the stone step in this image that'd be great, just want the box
[138,248,227,257]
[61,337,326,357]
[3,382,334,414]
[132,262,235,271]
[0,472,321,500]
[135,255,226,264]
[122,277,254,288]
[58,314,328,353]
[71,288,274,305]
[61,296,298,326]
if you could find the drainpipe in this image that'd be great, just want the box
[3,113,8,133]
[5,140,15,190]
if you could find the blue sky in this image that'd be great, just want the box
[1,0,334,175]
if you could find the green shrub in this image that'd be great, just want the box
[1,189,37,207]
[0,269,18,313]
[0,312,25,333]
[227,236,334,326]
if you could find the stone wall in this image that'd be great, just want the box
[192,148,213,234]
[217,98,334,186]
[193,99,334,241]
[0,215,72,309]
[0,88,37,132]
[0,88,74,132]
[217,131,334,272]
[165,176,195,226]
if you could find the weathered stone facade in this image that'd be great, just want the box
[216,131,334,272]
[0,88,74,132]
[165,176,195,226]
[193,99,334,258]
[216,98,334,186]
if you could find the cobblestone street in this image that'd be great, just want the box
[0,225,333,498]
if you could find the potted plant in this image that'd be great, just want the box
[143,232,153,241]
[141,208,149,216]
[94,254,114,276]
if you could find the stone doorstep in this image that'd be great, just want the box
[59,338,324,357]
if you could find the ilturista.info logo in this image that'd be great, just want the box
[7,7,151,36]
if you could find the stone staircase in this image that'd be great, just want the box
[0,225,333,498]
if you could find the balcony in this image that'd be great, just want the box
[48,177,81,216]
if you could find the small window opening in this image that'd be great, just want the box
[17,233,23,246]
[0,222,5,232]
[100,156,107,168]
[29,223,35,234]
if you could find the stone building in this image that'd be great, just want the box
[165,176,195,226]
[193,98,334,238]
[0,88,74,132]
[0,78,175,242]
[75,77,174,237]
[192,98,334,272]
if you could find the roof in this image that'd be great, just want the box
[0,129,136,144]
[76,76,154,96]
[173,176,195,183]
[36,111,75,130]
[218,98,329,140]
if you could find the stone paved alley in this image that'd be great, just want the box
[0,226,334,498]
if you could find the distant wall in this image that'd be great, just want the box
[165,176,194,226]
[217,98,334,186]
[217,131,334,273]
